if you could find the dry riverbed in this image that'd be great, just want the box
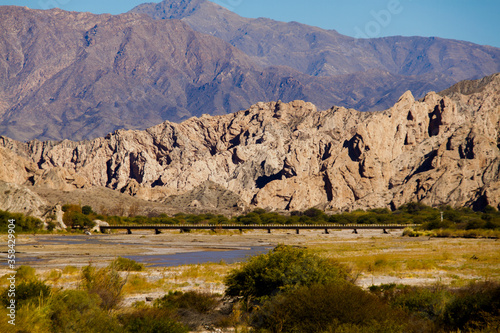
[1,229,499,306]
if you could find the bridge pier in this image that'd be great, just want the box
[127,228,132,235]
[383,229,389,234]
[325,229,329,234]
[352,229,358,234]
[155,229,162,235]
[267,229,271,234]
[296,229,300,234]
[239,229,243,233]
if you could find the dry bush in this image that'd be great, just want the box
[80,265,127,311]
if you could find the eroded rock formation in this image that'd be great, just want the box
[2,74,499,213]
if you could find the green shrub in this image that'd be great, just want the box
[1,280,51,307]
[62,266,79,275]
[82,205,94,215]
[441,281,500,331]
[302,208,326,221]
[64,211,95,229]
[380,285,451,322]
[46,221,57,231]
[111,257,144,272]
[15,265,37,282]
[252,283,407,333]
[0,210,43,233]
[62,204,80,213]
[155,291,218,314]
[120,308,189,333]
[225,245,349,303]
[48,289,122,332]
[398,202,435,214]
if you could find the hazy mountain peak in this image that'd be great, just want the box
[132,0,229,20]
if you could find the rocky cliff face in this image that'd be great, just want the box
[2,74,500,212]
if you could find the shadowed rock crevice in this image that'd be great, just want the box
[459,137,475,160]
[255,170,285,189]
[346,134,365,162]
[428,103,444,137]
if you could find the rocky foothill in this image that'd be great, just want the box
[1,74,499,220]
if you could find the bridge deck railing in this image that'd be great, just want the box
[99,224,418,233]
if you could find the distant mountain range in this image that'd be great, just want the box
[0,0,499,141]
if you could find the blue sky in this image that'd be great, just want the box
[1,0,499,48]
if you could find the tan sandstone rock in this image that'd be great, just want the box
[1,74,499,213]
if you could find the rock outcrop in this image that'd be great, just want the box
[2,74,500,212]
[0,181,48,218]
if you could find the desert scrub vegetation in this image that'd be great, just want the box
[2,202,500,238]
[0,209,44,233]
[370,281,500,332]
[62,204,96,229]
[175,262,229,283]
[0,260,191,332]
[111,256,145,271]
[82,202,500,240]
[309,235,500,284]
[80,263,129,311]
[229,246,500,332]
[225,244,350,304]
[252,283,409,333]
[2,250,500,332]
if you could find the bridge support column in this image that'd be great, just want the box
[267,229,271,234]
[127,229,132,235]
[155,229,162,235]
[239,229,243,233]
[383,229,389,234]
[296,229,300,234]
[325,229,329,234]
[352,229,358,234]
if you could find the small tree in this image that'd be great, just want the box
[225,245,349,303]
[82,205,94,215]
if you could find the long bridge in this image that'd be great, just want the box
[99,224,417,235]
